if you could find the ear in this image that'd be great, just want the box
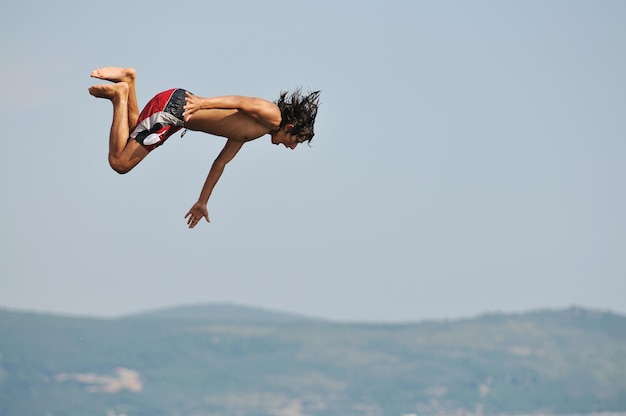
[284,123,295,133]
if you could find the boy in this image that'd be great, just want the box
[88,67,320,229]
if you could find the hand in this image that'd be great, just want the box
[183,92,200,122]
[184,201,210,229]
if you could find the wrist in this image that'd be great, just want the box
[200,97,212,110]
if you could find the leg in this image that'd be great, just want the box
[88,82,149,174]
[90,67,140,130]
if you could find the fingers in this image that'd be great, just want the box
[183,92,191,121]
[184,92,194,107]
[183,102,194,122]
[187,214,197,228]
[184,211,196,228]
[184,211,209,229]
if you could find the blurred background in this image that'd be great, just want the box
[1,0,625,323]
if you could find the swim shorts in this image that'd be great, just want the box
[131,88,189,151]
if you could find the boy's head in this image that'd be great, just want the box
[275,88,321,144]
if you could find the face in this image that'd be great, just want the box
[271,124,307,149]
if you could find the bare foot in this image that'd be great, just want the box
[90,67,136,83]
[88,82,129,101]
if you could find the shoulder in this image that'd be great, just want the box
[245,97,282,129]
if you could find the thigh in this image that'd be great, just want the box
[120,139,151,170]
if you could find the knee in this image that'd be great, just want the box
[108,156,133,175]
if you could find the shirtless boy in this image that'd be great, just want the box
[88,67,320,229]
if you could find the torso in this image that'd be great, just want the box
[183,109,274,142]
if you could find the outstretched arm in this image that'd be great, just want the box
[183,92,281,130]
[185,139,244,229]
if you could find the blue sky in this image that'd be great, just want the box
[1,0,624,322]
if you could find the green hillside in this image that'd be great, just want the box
[0,305,625,416]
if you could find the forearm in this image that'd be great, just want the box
[186,93,280,128]
[195,139,243,206]
[195,95,244,111]
[197,160,225,205]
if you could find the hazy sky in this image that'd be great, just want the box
[1,0,624,322]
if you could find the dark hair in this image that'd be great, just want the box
[275,88,321,143]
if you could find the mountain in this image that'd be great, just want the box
[0,304,625,416]
[126,302,316,324]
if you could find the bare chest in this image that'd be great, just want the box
[184,109,271,141]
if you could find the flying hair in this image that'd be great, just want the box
[275,88,321,143]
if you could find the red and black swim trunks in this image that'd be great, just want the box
[130,88,189,151]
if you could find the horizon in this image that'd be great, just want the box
[1,301,622,324]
